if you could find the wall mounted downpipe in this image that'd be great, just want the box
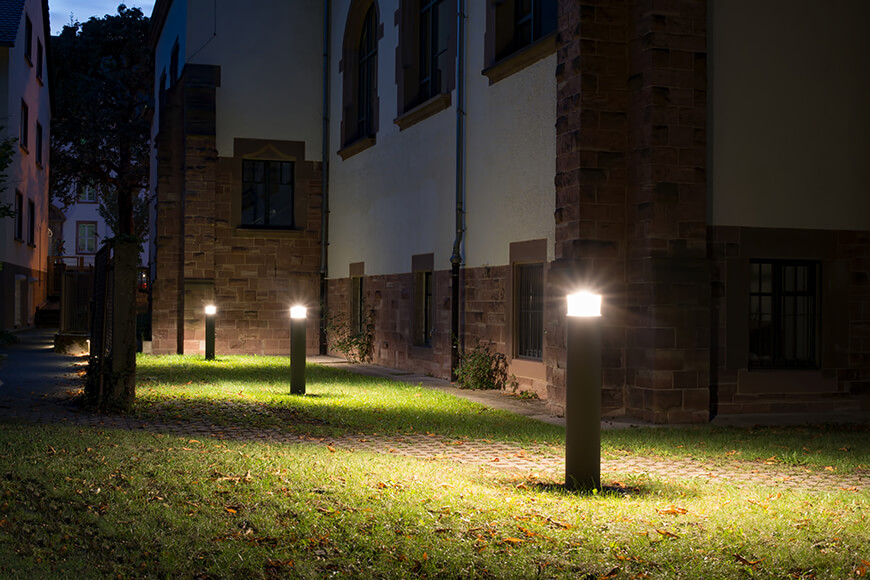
[450,0,467,381]
[319,0,331,355]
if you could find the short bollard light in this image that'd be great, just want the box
[565,291,602,492]
[290,306,307,395]
[204,304,217,361]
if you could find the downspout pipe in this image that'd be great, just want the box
[450,0,467,381]
[319,0,331,355]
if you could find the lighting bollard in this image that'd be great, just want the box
[205,305,217,361]
[290,306,307,395]
[565,291,602,491]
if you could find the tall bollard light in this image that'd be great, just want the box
[565,291,602,491]
[290,306,307,395]
[205,305,217,361]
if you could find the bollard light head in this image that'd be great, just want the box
[205,304,217,316]
[567,291,602,318]
[290,306,307,320]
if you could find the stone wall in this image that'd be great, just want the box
[151,64,323,356]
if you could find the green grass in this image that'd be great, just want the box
[0,423,867,579]
[2,354,868,578]
[133,354,565,444]
[602,424,870,475]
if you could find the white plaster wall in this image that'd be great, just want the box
[327,1,556,278]
[464,2,556,267]
[710,0,870,230]
[60,200,103,266]
[184,0,324,160]
[328,0,456,277]
[1,0,51,277]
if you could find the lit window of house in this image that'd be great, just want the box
[241,160,294,228]
[77,222,98,254]
[749,260,819,369]
[79,185,97,203]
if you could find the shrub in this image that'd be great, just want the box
[455,341,517,391]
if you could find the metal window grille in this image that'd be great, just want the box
[749,260,819,369]
[516,263,543,359]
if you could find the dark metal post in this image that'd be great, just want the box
[205,305,216,360]
[565,293,602,491]
[290,307,307,395]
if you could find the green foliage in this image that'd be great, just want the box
[0,130,16,218]
[324,307,375,364]
[0,330,18,347]
[455,341,518,391]
[49,6,152,238]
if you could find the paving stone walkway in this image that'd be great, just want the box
[1,329,868,493]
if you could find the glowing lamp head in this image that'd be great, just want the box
[290,306,307,320]
[567,291,602,318]
[205,305,217,316]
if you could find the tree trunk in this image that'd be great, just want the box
[105,238,138,410]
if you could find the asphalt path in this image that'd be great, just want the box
[0,328,84,420]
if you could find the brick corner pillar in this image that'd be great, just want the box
[151,64,221,355]
[548,0,630,419]
[625,0,710,423]
[550,0,710,424]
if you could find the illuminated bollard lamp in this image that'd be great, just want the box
[565,291,602,492]
[204,305,217,361]
[290,306,307,395]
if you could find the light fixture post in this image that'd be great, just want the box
[565,292,602,491]
[290,306,307,395]
[204,305,217,361]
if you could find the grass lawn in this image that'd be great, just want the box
[0,355,867,578]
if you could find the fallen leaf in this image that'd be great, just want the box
[657,505,688,515]
[502,537,524,544]
[734,554,762,567]
[326,445,336,453]
[225,507,237,514]
[824,466,835,471]
[656,529,679,539]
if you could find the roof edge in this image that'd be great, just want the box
[148,0,172,51]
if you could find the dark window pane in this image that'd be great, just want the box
[241,160,294,228]
[516,263,543,359]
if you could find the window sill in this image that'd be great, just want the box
[394,93,451,131]
[338,135,376,160]
[510,357,546,381]
[483,32,557,86]
[234,227,305,239]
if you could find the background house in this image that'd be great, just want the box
[149,0,870,423]
[0,0,51,331]
[148,0,324,356]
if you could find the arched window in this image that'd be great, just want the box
[339,1,381,157]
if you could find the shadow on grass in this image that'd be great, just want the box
[133,359,565,443]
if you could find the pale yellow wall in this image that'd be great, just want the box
[710,0,870,230]
[327,0,557,278]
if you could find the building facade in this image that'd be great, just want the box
[149,0,324,356]
[149,0,870,422]
[0,0,51,331]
